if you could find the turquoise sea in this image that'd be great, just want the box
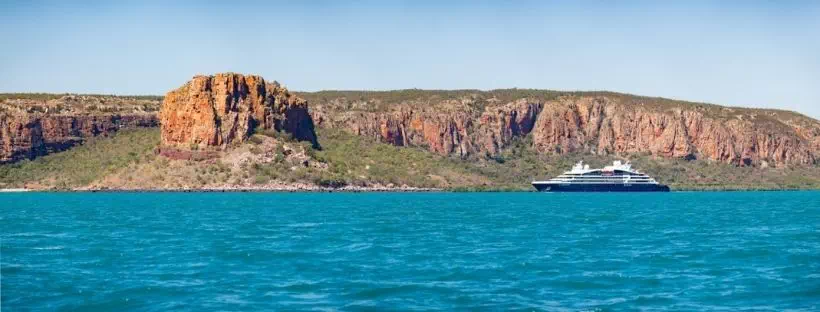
[2,192,819,311]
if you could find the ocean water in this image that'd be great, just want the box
[1,192,819,311]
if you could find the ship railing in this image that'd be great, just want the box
[544,179,659,184]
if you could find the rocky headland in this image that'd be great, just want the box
[159,73,317,152]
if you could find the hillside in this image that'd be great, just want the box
[301,89,820,167]
[1,77,819,191]
[1,127,819,191]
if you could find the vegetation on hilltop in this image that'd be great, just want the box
[2,91,813,122]
[297,89,817,122]
[0,93,162,114]
[0,93,163,102]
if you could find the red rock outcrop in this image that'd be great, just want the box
[530,96,817,166]
[3,87,816,168]
[308,92,818,167]
[0,94,161,163]
[0,113,158,163]
[310,98,542,159]
[159,73,317,150]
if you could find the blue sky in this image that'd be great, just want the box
[1,1,818,118]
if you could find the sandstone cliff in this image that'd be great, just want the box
[159,73,317,150]
[0,95,160,163]
[3,88,817,169]
[305,91,819,167]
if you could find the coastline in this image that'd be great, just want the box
[3,186,819,193]
[65,183,441,193]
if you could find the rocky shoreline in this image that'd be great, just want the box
[61,182,442,193]
[5,186,819,193]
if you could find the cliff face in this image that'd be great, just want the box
[0,113,158,163]
[307,92,819,167]
[310,98,541,159]
[159,73,317,150]
[3,88,817,168]
[530,97,817,166]
[0,94,161,163]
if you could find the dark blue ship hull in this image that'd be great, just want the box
[532,183,670,192]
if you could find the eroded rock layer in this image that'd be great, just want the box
[0,113,158,163]
[159,73,317,150]
[0,94,161,163]
[308,92,819,167]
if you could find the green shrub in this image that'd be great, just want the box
[0,128,160,188]
[248,135,266,145]
[314,176,347,188]
[253,175,269,185]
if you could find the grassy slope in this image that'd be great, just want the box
[313,128,820,191]
[311,128,490,188]
[82,128,493,190]
[2,127,819,191]
[0,128,160,189]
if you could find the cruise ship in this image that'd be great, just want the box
[532,160,670,192]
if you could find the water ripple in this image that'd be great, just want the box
[1,191,819,310]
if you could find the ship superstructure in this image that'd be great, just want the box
[532,160,670,192]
